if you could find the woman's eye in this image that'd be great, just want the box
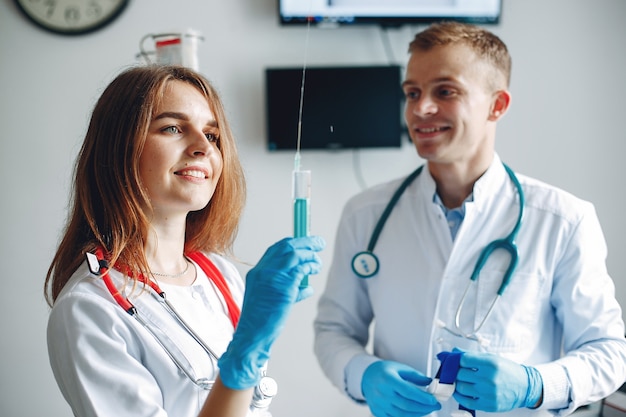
[205,132,221,144]
[162,126,180,134]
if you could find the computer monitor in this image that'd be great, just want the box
[266,65,403,151]
[278,0,502,27]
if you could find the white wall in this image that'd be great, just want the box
[1,1,625,416]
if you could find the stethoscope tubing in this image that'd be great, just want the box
[151,291,221,361]
[87,249,278,406]
[90,248,224,390]
[133,308,214,390]
[453,163,524,337]
[352,162,525,339]
[351,166,423,278]
[366,165,424,252]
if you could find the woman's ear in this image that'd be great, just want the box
[488,89,511,121]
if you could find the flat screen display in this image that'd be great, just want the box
[266,65,403,151]
[279,0,502,26]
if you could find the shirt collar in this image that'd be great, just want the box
[420,153,507,214]
[471,153,508,212]
[432,192,473,214]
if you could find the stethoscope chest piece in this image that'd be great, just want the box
[352,251,380,278]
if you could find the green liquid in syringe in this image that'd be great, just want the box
[294,197,309,287]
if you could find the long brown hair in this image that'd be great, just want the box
[45,65,246,305]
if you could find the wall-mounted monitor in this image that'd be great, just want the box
[279,0,502,27]
[266,65,403,151]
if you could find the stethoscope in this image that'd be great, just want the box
[351,163,525,340]
[85,248,278,409]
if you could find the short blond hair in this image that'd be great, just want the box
[409,21,511,89]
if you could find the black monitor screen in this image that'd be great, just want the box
[266,65,403,151]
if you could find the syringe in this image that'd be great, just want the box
[293,154,311,288]
[292,13,313,289]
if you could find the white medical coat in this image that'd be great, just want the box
[314,155,626,416]
[47,252,268,417]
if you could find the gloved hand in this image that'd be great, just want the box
[453,351,543,412]
[362,360,441,417]
[218,236,325,389]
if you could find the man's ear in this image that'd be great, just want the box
[488,89,511,121]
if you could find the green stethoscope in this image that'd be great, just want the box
[351,163,525,339]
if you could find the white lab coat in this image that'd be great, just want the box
[314,155,626,416]
[47,253,270,417]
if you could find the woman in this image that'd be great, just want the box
[45,65,324,417]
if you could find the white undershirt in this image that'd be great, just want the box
[155,261,235,360]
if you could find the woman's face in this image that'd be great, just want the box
[139,80,223,220]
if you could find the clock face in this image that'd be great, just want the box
[15,0,129,35]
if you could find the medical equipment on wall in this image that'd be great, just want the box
[85,248,278,411]
[351,163,525,341]
[137,29,203,71]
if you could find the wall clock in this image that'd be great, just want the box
[14,0,129,35]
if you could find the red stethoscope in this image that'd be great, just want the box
[85,248,279,407]
[85,247,240,390]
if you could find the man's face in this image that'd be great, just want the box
[402,43,505,168]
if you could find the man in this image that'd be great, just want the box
[314,21,626,417]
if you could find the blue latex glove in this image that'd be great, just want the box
[362,360,441,417]
[218,236,325,389]
[454,351,543,412]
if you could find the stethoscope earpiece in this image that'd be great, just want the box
[351,251,380,278]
